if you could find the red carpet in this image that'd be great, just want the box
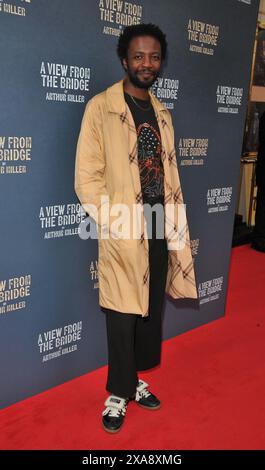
[1,244,265,450]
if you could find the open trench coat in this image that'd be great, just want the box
[74,78,198,317]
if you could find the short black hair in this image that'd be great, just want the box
[117,23,167,65]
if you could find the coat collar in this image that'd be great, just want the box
[106,78,167,114]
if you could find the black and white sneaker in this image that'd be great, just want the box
[102,395,129,433]
[134,380,161,410]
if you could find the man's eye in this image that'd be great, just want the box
[135,55,142,60]
[153,56,160,61]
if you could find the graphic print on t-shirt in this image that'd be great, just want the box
[136,122,164,200]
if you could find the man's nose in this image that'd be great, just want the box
[142,56,152,68]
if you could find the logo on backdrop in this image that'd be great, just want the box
[178,137,208,167]
[37,321,83,363]
[39,203,86,239]
[99,0,143,37]
[207,186,233,213]
[198,276,224,305]
[40,61,91,104]
[150,77,179,110]
[190,238,200,258]
[237,0,251,5]
[0,274,31,316]
[187,18,220,56]
[0,136,32,175]
[0,0,31,16]
[216,85,244,114]
[89,259,99,289]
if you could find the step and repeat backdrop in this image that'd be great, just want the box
[0,0,259,408]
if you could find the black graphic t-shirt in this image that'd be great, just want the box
[124,92,165,206]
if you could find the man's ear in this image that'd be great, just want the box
[122,58,128,71]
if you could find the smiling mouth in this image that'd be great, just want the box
[139,72,153,77]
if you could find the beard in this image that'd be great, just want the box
[125,64,160,90]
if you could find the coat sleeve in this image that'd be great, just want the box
[74,97,109,230]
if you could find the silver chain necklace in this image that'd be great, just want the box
[129,94,152,112]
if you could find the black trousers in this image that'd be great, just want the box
[101,207,168,398]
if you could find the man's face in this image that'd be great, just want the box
[122,35,162,89]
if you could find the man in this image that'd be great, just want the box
[75,23,198,433]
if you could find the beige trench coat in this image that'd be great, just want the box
[75,79,198,316]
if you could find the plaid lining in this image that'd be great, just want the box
[173,188,183,204]
[143,266,149,285]
[168,149,177,165]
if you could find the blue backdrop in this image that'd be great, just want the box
[0,0,259,409]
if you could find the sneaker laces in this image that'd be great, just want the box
[102,395,128,417]
[138,388,151,399]
[135,380,151,401]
